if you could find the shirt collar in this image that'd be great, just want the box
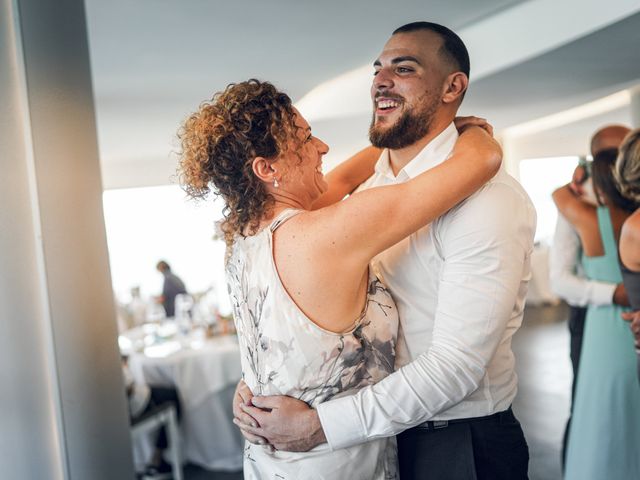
[374,122,459,181]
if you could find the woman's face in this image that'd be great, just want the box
[276,109,329,206]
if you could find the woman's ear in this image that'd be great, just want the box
[252,156,277,183]
[442,72,468,104]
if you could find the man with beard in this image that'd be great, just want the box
[234,22,535,479]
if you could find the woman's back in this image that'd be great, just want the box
[580,207,624,283]
[226,209,399,479]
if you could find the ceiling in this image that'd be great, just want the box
[84,0,640,188]
[462,11,640,129]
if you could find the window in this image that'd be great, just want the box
[519,156,580,243]
[102,185,230,314]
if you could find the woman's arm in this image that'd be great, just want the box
[552,185,595,227]
[620,210,640,270]
[309,126,502,268]
[310,117,494,211]
[311,146,382,210]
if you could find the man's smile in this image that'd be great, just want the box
[375,96,403,117]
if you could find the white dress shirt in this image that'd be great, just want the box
[316,123,537,450]
[549,213,616,307]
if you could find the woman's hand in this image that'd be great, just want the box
[454,125,502,171]
[454,116,494,137]
[232,380,270,446]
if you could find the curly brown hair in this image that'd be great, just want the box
[178,80,299,247]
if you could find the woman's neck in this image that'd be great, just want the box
[254,193,309,233]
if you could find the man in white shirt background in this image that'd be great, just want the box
[549,124,630,468]
[235,22,536,479]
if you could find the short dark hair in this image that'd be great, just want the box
[393,22,470,79]
[156,260,171,272]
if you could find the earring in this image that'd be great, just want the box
[273,178,279,188]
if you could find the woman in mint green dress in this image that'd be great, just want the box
[554,148,640,479]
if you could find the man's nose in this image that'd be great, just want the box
[373,68,393,91]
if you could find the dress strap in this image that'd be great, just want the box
[269,208,303,233]
[596,206,618,259]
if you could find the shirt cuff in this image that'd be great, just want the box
[317,394,366,451]
[592,282,617,306]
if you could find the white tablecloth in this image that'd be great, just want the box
[128,333,244,471]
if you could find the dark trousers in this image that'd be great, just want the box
[137,387,181,449]
[397,407,529,480]
[561,305,586,467]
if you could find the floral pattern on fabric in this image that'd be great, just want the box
[225,209,399,479]
[226,241,397,407]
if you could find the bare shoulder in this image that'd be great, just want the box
[622,210,640,244]
[272,208,352,264]
[621,210,640,268]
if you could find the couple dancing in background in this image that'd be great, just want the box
[552,126,640,480]
[178,22,535,479]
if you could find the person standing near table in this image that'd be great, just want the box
[156,260,187,318]
[549,124,630,466]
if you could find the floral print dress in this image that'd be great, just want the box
[226,209,399,479]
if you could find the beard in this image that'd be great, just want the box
[369,93,439,149]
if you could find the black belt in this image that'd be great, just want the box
[415,407,512,431]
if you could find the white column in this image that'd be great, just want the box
[0,1,134,479]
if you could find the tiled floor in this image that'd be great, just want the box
[513,303,571,480]
[185,304,571,480]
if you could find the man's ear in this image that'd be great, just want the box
[252,156,277,183]
[442,72,468,104]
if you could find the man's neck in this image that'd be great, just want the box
[388,116,453,176]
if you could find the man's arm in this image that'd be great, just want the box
[238,182,535,451]
[549,213,618,307]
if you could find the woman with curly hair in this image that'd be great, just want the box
[554,147,640,480]
[615,129,640,374]
[178,79,500,479]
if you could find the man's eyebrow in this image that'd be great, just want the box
[373,56,421,67]
[392,56,421,65]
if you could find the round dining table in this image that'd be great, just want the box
[123,324,244,471]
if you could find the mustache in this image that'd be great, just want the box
[374,92,405,102]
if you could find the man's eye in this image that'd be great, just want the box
[397,67,413,73]
[373,70,380,76]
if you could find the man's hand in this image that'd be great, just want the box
[622,310,640,347]
[233,395,326,452]
[613,283,630,307]
[232,380,268,446]
[454,116,494,137]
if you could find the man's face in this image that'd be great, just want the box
[369,30,449,149]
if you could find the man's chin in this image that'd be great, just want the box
[370,123,394,138]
